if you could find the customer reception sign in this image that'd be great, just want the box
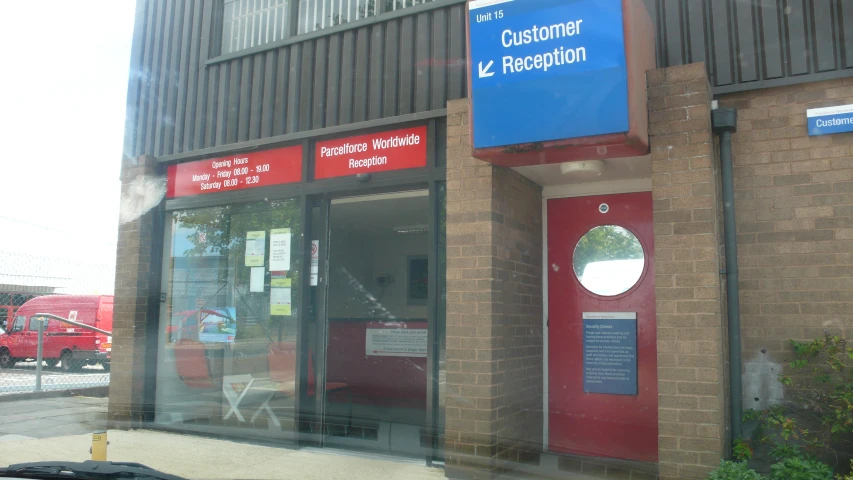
[807,104,853,136]
[468,0,629,149]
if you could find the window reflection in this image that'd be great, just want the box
[156,200,301,435]
[297,0,432,34]
[572,225,644,297]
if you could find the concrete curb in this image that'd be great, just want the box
[0,386,108,402]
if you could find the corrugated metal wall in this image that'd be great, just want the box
[644,0,853,92]
[123,0,852,161]
[124,0,466,160]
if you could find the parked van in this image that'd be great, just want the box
[0,295,113,372]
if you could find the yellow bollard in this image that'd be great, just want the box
[91,431,107,461]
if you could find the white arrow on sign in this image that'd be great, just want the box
[478,60,495,78]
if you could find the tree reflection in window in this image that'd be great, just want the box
[169,200,301,343]
[572,225,644,297]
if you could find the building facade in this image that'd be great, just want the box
[110,0,853,478]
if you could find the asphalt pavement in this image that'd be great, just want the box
[0,396,108,438]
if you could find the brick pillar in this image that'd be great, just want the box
[444,99,543,479]
[648,63,727,479]
[108,154,164,427]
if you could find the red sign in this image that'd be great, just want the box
[314,126,427,179]
[166,145,302,198]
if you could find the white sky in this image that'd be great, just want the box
[0,1,136,265]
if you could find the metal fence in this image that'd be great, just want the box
[0,251,115,396]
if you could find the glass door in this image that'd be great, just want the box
[316,190,432,457]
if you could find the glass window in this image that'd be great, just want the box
[156,199,302,436]
[28,317,41,331]
[12,294,28,306]
[221,0,292,55]
[11,316,25,333]
[298,0,375,34]
[296,0,432,34]
[221,0,437,50]
[572,225,644,297]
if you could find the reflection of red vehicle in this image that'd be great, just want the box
[167,309,235,341]
[0,295,113,372]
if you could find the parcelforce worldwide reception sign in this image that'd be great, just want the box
[314,126,427,179]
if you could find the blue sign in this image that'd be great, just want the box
[582,312,637,395]
[807,105,853,136]
[468,0,629,149]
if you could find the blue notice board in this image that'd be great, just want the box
[582,312,637,395]
[468,0,629,149]
[807,105,853,136]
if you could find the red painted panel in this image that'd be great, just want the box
[325,321,427,408]
[166,145,303,198]
[547,192,657,461]
[314,126,427,179]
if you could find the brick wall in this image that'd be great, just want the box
[648,63,727,479]
[444,99,543,478]
[108,154,162,426]
[491,166,544,459]
[718,77,853,413]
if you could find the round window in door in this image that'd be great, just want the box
[572,225,644,296]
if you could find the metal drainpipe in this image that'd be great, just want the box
[712,107,742,448]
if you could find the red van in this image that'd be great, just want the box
[0,295,113,372]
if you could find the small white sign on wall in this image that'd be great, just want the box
[365,328,427,357]
[310,240,319,286]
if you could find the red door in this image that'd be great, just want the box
[547,192,657,462]
[19,318,38,358]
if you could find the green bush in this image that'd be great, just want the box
[740,333,853,470]
[768,457,833,480]
[707,460,762,480]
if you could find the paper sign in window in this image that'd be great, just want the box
[245,231,265,266]
[249,267,265,293]
[270,287,291,316]
[269,228,291,271]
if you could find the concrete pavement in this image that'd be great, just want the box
[0,396,107,437]
[0,396,443,479]
[0,430,445,479]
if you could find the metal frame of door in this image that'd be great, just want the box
[540,178,653,451]
[305,186,442,461]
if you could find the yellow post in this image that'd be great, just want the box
[91,431,107,461]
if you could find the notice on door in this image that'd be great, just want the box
[314,126,427,179]
[582,312,637,395]
[365,328,427,357]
